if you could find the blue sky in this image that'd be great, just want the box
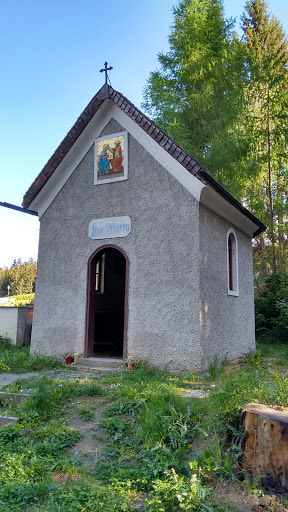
[0,0,287,267]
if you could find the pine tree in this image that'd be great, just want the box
[242,0,288,273]
[143,0,288,275]
[0,259,37,297]
[142,0,244,177]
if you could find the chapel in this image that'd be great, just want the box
[22,81,265,372]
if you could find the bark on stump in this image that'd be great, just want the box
[242,403,288,491]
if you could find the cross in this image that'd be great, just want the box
[100,61,113,84]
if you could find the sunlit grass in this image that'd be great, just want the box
[0,343,288,510]
[0,336,64,372]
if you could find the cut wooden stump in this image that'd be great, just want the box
[0,416,19,426]
[242,402,288,491]
[0,392,34,405]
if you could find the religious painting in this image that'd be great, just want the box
[94,131,128,185]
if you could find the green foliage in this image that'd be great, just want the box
[0,337,63,372]
[8,293,35,307]
[208,363,288,433]
[0,375,117,510]
[78,407,94,421]
[2,352,288,509]
[273,299,288,339]
[240,350,262,368]
[13,293,35,301]
[0,481,133,511]
[0,420,82,487]
[143,0,288,275]
[206,357,227,381]
[0,258,37,297]
[143,0,243,176]
[20,376,103,420]
[255,272,288,341]
[145,464,209,511]
[137,390,197,449]
[197,432,240,480]
[95,365,206,490]
[100,416,131,441]
[241,0,288,274]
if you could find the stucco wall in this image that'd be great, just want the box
[199,203,256,368]
[31,118,201,371]
[0,307,27,345]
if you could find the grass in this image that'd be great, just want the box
[0,339,288,510]
[0,335,64,372]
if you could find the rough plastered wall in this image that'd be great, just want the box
[31,118,202,372]
[0,307,27,345]
[199,203,256,368]
[0,307,18,344]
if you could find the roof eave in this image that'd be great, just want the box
[22,85,113,209]
[198,168,266,237]
[21,84,266,238]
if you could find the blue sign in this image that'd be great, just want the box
[89,216,131,240]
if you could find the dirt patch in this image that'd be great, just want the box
[65,399,108,468]
[213,480,288,511]
[213,480,259,511]
[52,472,83,483]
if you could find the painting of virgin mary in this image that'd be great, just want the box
[95,132,127,184]
[99,145,110,175]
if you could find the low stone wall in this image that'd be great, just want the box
[0,307,28,345]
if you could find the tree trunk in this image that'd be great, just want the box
[267,87,277,273]
[242,403,288,491]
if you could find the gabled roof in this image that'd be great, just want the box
[22,84,265,236]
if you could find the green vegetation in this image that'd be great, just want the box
[0,336,63,372]
[255,273,288,342]
[0,294,35,307]
[143,0,288,276]
[0,343,288,510]
[11,293,35,306]
[0,258,37,297]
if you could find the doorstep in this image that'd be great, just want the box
[72,357,126,372]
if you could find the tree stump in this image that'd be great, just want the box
[242,403,288,491]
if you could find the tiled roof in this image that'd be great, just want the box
[22,84,203,209]
[22,84,265,236]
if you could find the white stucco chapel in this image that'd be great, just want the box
[22,83,266,372]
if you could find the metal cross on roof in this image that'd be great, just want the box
[100,61,113,85]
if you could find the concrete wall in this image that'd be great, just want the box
[0,307,28,345]
[31,119,202,372]
[199,204,256,368]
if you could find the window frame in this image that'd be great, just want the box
[95,253,105,294]
[227,228,239,296]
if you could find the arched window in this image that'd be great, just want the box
[227,228,239,296]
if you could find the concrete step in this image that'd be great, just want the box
[0,392,34,405]
[72,365,124,373]
[75,357,126,370]
[0,416,19,426]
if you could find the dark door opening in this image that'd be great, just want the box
[87,247,126,358]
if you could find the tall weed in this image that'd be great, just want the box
[145,463,209,511]
[0,338,63,372]
[20,376,103,420]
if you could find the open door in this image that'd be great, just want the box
[86,246,128,358]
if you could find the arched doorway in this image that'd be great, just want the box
[86,246,128,358]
